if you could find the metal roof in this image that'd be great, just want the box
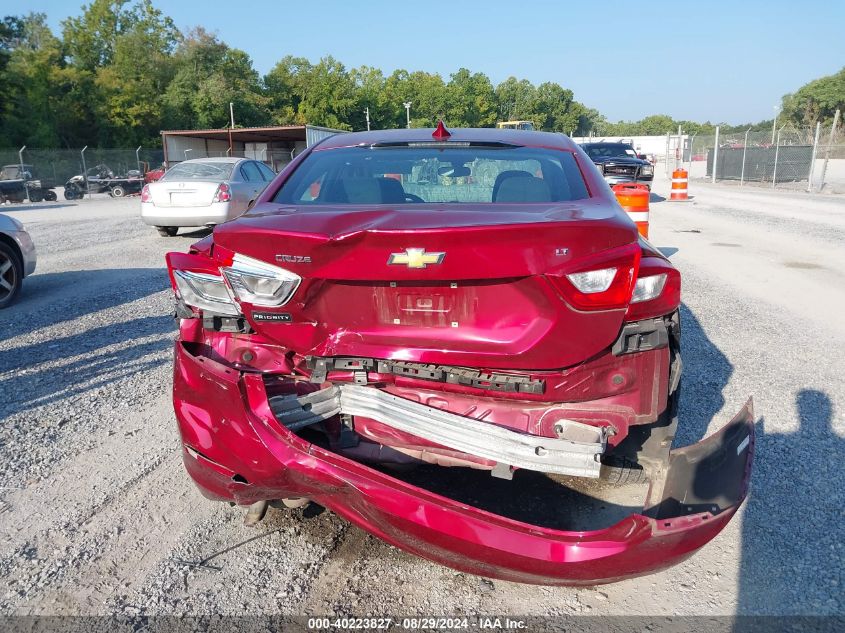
[160,125,343,144]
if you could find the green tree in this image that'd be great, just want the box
[446,68,497,128]
[495,77,539,124]
[294,56,358,130]
[781,67,845,126]
[62,0,137,72]
[350,65,389,130]
[93,1,179,145]
[264,55,311,125]
[0,13,93,147]
[163,28,270,130]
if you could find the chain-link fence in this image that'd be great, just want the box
[0,147,165,200]
[681,117,844,192]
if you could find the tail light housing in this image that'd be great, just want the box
[548,243,640,311]
[221,253,300,307]
[166,251,301,318]
[213,183,231,203]
[141,184,151,203]
[625,257,681,321]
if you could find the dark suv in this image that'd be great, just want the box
[580,142,654,189]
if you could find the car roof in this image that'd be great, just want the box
[180,157,244,164]
[316,127,578,151]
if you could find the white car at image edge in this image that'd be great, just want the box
[0,213,37,309]
[140,157,276,237]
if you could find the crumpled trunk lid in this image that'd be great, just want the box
[212,201,638,370]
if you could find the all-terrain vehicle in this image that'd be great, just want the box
[64,164,144,200]
[0,164,58,203]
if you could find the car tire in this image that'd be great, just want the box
[600,316,681,485]
[0,241,23,309]
[110,185,125,198]
[156,226,178,237]
[599,456,648,484]
[64,186,79,200]
[43,190,57,202]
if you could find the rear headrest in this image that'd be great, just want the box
[378,177,407,204]
[492,170,532,201]
[494,176,551,203]
[342,178,382,204]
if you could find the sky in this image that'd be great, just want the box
[16,0,845,125]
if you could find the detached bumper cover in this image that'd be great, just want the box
[173,342,754,585]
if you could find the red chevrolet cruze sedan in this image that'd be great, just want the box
[165,124,753,585]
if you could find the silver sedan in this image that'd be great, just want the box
[140,157,276,237]
[0,213,37,308]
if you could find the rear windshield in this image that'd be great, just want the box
[162,162,234,181]
[272,145,589,205]
[583,144,637,159]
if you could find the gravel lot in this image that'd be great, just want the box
[0,175,843,619]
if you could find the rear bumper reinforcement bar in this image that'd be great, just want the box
[269,384,608,478]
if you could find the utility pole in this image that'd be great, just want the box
[676,124,682,169]
[818,109,841,192]
[19,146,30,203]
[365,107,371,131]
[771,104,779,145]
[403,102,412,129]
[712,126,720,184]
[229,102,235,129]
[807,121,821,192]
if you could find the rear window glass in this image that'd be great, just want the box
[272,145,589,205]
[583,144,637,159]
[162,162,234,181]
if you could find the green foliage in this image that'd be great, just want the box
[162,28,270,131]
[781,67,845,126]
[1,2,841,149]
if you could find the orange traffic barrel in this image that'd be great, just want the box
[670,168,689,201]
[612,183,650,238]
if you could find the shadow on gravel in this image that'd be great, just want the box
[0,267,169,342]
[676,303,733,445]
[0,314,172,417]
[1,202,79,212]
[737,390,844,617]
[178,228,212,239]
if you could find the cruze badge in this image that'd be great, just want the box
[275,254,312,264]
[388,248,445,269]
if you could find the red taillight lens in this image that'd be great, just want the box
[548,243,641,311]
[140,184,151,203]
[625,257,681,321]
[213,183,231,203]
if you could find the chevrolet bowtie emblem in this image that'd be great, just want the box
[387,248,445,269]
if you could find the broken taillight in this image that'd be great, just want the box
[548,243,641,311]
[213,183,231,203]
[625,257,681,321]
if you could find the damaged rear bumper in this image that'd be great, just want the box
[269,384,609,478]
[173,342,754,585]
